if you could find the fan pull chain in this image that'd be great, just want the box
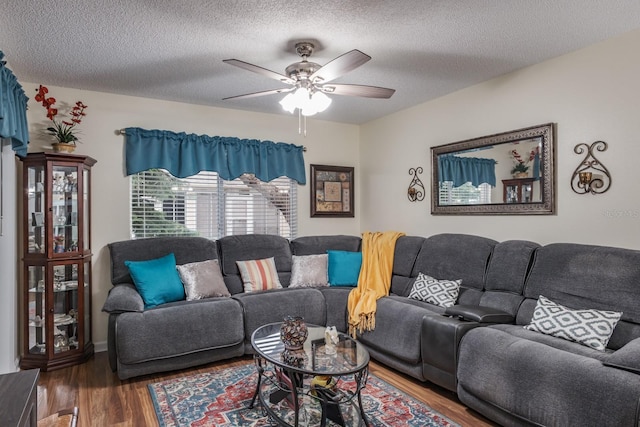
[297,109,308,137]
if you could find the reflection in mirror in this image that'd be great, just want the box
[431,123,555,215]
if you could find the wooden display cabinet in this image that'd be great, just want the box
[20,152,96,371]
[502,177,535,204]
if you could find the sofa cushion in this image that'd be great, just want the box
[115,298,244,365]
[125,253,185,308]
[236,257,283,292]
[217,234,292,294]
[408,273,461,308]
[232,288,326,350]
[327,250,362,286]
[390,236,426,296]
[290,235,361,255]
[109,236,218,285]
[177,259,230,300]
[411,234,496,291]
[289,254,328,288]
[457,326,640,427]
[524,295,622,351]
[523,243,640,324]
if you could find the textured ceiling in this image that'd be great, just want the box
[2,1,640,124]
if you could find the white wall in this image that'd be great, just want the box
[360,28,640,249]
[0,142,18,373]
[22,88,360,348]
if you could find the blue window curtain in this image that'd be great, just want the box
[438,155,497,187]
[0,51,29,157]
[533,151,540,181]
[123,127,306,184]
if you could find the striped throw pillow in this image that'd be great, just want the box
[236,257,283,292]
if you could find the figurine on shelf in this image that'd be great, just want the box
[65,174,77,192]
[54,234,65,253]
[53,174,65,192]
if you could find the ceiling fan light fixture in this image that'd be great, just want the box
[279,93,297,114]
[280,87,332,116]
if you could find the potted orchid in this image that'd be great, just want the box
[35,85,88,152]
[510,148,536,178]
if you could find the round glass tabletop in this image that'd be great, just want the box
[251,322,369,376]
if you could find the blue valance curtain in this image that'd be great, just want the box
[438,155,497,187]
[0,51,29,157]
[124,127,306,184]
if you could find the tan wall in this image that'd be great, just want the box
[360,28,640,249]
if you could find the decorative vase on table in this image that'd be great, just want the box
[280,315,308,350]
[52,142,76,153]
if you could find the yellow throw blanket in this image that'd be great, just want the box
[347,231,405,337]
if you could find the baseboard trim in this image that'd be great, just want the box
[94,341,107,353]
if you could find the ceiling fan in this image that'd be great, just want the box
[222,42,395,118]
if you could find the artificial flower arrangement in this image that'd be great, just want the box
[35,85,88,145]
[510,148,536,175]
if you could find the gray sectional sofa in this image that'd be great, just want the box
[102,233,640,426]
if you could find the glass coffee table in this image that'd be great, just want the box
[250,322,371,427]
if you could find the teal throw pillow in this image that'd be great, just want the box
[125,253,185,308]
[327,250,362,286]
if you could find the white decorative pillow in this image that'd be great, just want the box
[176,259,230,300]
[236,257,283,292]
[289,254,329,288]
[408,273,462,308]
[524,295,622,351]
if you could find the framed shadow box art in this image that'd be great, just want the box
[310,164,354,217]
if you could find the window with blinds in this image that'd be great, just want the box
[131,169,297,240]
[439,181,492,205]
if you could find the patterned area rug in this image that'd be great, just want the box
[148,362,460,427]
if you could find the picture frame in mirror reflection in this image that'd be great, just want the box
[431,123,556,215]
[310,164,354,218]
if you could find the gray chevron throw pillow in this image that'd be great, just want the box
[408,272,461,308]
[525,295,622,351]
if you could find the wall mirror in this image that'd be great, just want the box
[431,123,555,215]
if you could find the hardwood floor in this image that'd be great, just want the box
[36,352,497,426]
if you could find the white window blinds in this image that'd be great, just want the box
[131,169,297,240]
[439,181,492,205]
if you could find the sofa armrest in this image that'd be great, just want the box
[603,338,640,374]
[102,284,144,313]
[444,304,514,324]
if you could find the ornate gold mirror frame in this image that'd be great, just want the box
[431,123,556,215]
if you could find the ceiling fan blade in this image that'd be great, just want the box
[310,50,371,84]
[320,84,395,99]
[223,87,294,101]
[223,59,295,85]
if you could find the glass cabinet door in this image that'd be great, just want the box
[83,260,92,347]
[52,263,80,354]
[506,184,518,203]
[27,265,46,355]
[27,165,46,255]
[52,164,79,255]
[522,183,533,203]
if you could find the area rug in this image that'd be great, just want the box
[149,363,460,427]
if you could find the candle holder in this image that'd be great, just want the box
[571,141,611,195]
[407,167,425,202]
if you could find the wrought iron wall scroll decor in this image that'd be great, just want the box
[571,141,611,195]
[407,167,425,202]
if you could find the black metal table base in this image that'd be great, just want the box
[249,356,370,427]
